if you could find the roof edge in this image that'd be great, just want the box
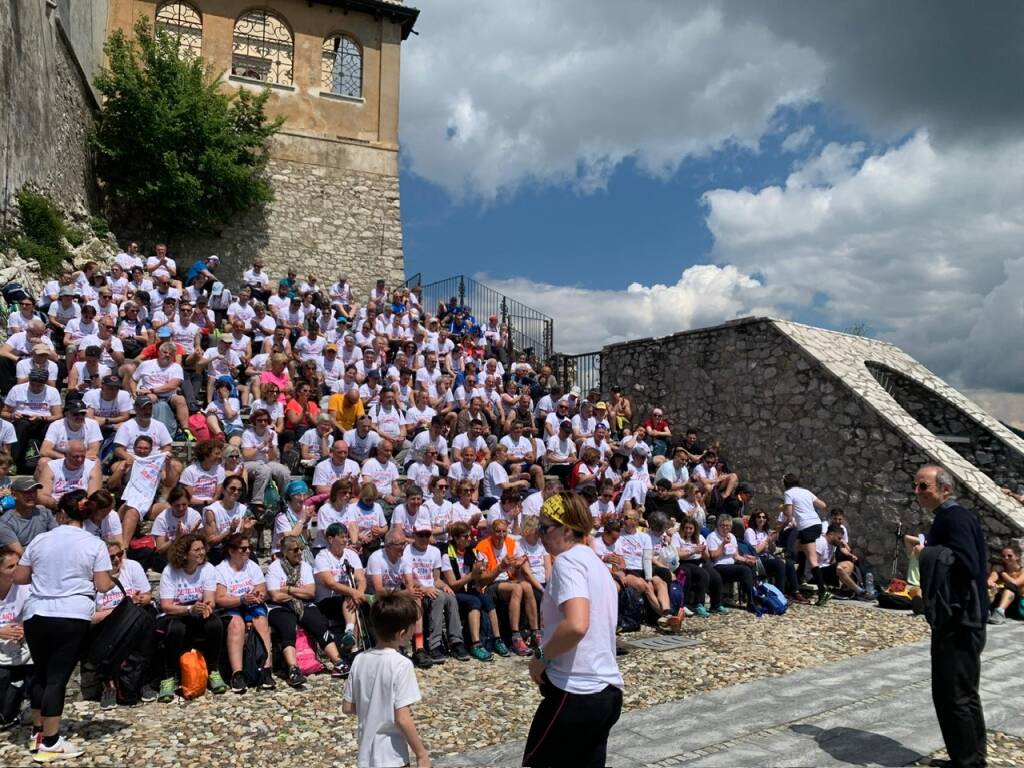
[311,0,420,40]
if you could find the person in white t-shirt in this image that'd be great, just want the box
[618,510,672,625]
[202,475,252,563]
[313,522,366,646]
[360,439,401,507]
[155,533,228,701]
[782,472,830,606]
[152,485,203,558]
[705,513,755,609]
[214,532,274,693]
[523,491,623,768]
[266,534,350,686]
[405,524,469,665]
[312,440,361,496]
[16,489,114,761]
[39,404,103,461]
[342,593,428,768]
[179,440,226,509]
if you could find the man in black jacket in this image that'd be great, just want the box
[915,464,988,768]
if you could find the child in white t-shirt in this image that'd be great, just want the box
[343,593,428,768]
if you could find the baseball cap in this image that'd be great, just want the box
[325,343,338,352]
[366,369,381,379]
[32,343,49,356]
[569,386,582,398]
[737,482,756,496]
[102,374,121,386]
[211,282,224,296]
[84,345,101,358]
[208,255,220,263]
[59,286,76,297]
[595,401,607,409]
[66,400,87,415]
[156,326,172,338]
[134,395,154,408]
[28,369,48,383]
[632,443,651,458]
[12,477,42,492]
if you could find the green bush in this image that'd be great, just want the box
[91,18,283,236]
[14,237,66,277]
[13,189,72,277]
[90,216,111,236]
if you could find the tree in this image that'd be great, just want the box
[91,18,283,236]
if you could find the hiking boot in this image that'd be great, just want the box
[510,635,531,656]
[428,646,447,664]
[469,643,493,662]
[33,736,84,763]
[492,639,510,657]
[139,684,158,703]
[158,677,177,703]
[100,685,117,710]
[694,605,710,618]
[286,666,306,689]
[260,669,276,690]
[330,660,350,679]
[411,649,433,669]
[340,629,356,650]
[451,642,471,662]
[816,590,833,607]
[208,671,227,694]
[230,671,247,694]
[989,609,1006,625]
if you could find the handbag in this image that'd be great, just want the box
[86,578,150,674]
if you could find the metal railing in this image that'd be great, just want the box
[553,351,602,395]
[413,274,555,361]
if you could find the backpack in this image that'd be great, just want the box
[243,626,268,687]
[180,649,208,699]
[294,627,324,676]
[750,582,789,617]
[187,412,212,442]
[617,585,645,633]
[668,580,686,615]
[877,589,913,611]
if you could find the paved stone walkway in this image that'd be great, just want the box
[438,620,1024,767]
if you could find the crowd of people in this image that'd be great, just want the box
[0,245,1017,764]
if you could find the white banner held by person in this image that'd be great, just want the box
[121,453,166,515]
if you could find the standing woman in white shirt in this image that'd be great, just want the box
[524,492,623,768]
[781,472,829,606]
[15,489,113,761]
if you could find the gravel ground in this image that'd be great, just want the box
[0,602,929,766]
[913,731,1024,767]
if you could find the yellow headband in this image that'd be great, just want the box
[541,494,589,533]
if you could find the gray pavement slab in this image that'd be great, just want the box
[435,623,1024,767]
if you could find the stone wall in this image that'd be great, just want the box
[600,318,1024,572]
[170,154,404,299]
[0,1,99,226]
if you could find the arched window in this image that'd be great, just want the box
[321,35,362,98]
[154,1,203,60]
[232,10,294,86]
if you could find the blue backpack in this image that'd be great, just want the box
[750,582,788,616]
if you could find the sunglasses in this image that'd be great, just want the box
[436,484,448,489]
[234,545,251,552]
[109,551,125,559]
[914,482,931,491]
[537,521,559,535]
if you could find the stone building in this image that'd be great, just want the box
[601,317,1024,572]
[105,0,419,293]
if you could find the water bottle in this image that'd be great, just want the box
[865,572,875,598]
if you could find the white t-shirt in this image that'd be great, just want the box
[152,507,203,540]
[816,535,837,567]
[4,383,61,417]
[312,458,361,489]
[449,500,481,526]
[342,503,387,535]
[423,498,453,541]
[313,547,363,602]
[451,433,488,455]
[785,487,823,531]
[215,559,266,598]
[403,543,446,588]
[499,434,533,460]
[541,544,623,694]
[133,359,183,392]
[617,530,651,571]
[518,537,548,585]
[265,559,315,599]
[406,462,439,494]
[0,583,28,665]
[706,530,738,566]
[95,559,149,612]
[19,526,111,621]
[43,418,103,453]
[181,462,225,503]
[159,563,217,608]
[344,428,381,463]
[15,358,58,383]
[113,418,173,451]
[361,458,399,497]
[678,534,706,562]
[204,500,248,535]
[448,461,484,488]
[48,457,97,501]
[343,648,422,768]
[390,504,431,538]
[83,510,123,541]
[83,388,133,418]
[365,548,411,593]
[314,501,352,549]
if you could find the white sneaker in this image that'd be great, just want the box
[683,607,694,617]
[33,736,84,762]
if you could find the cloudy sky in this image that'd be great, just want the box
[397,1,1024,424]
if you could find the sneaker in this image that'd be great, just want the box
[989,609,1006,625]
[510,635,531,656]
[683,607,694,618]
[451,642,471,662]
[411,649,433,669]
[158,677,177,703]
[100,685,117,710]
[469,644,493,662]
[260,668,276,690]
[428,646,447,664]
[789,593,810,605]
[531,629,543,649]
[330,660,350,679]
[694,605,710,618]
[29,730,42,754]
[230,671,247,694]
[340,630,356,650]
[855,590,875,603]
[208,670,228,695]
[33,736,83,763]
[714,606,730,616]
[816,590,833,607]
[492,639,510,657]
[139,684,158,703]
[286,666,306,688]
[0,716,18,731]
[665,616,684,632]
[656,614,671,629]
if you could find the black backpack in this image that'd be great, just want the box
[617,586,645,633]
[243,626,269,686]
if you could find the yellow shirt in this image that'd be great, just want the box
[328,393,364,431]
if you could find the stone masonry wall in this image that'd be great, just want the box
[601,318,1024,573]
[0,1,98,226]
[171,157,404,299]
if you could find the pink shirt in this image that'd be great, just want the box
[260,369,291,402]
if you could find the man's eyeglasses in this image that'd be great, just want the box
[235,545,251,552]
[914,482,931,491]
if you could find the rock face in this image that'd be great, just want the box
[600,317,1024,572]
[170,157,405,298]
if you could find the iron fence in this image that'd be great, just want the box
[413,274,555,361]
[553,351,602,395]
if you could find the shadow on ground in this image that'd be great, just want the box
[790,723,924,766]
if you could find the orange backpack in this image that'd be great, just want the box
[179,649,208,700]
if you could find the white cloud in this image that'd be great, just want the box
[781,125,815,153]
[400,1,824,198]
[702,131,1024,397]
[480,265,765,354]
